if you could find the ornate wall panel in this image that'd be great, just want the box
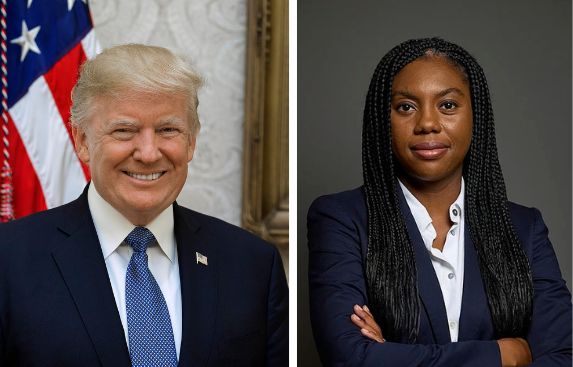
[89,0,247,226]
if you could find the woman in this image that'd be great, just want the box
[307,38,571,366]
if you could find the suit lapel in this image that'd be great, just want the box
[396,188,451,344]
[51,190,131,366]
[174,204,218,366]
[458,230,493,340]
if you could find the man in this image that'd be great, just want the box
[0,44,288,366]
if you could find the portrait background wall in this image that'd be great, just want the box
[297,1,571,366]
[91,0,247,226]
[90,0,289,270]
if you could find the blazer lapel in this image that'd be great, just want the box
[174,204,218,366]
[457,230,494,340]
[396,188,451,344]
[51,191,131,366]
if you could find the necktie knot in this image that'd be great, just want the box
[125,227,156,253]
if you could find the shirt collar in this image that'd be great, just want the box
[398,178,465,239]
[87,183,176,262]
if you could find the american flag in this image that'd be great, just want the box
[2,0,99,222]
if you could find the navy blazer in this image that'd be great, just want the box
[0,187,288,366]
[308,186,571,366]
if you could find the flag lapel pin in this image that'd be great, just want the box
[196,252,208,266]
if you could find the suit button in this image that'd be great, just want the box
[448,273,455,279]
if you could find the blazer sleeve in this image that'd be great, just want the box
[308,194,501,367]
[265,246,289,366]
[525,208,572,366]
[0,309,4,365]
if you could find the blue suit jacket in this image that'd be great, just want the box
[0,187,288,366]
[308,187,571,366]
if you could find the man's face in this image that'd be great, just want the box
[390,57,473,186]
[73,91,196,225]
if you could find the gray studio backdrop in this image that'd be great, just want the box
[297,0,572,366]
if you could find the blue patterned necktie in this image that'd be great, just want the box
[125,227,178,367]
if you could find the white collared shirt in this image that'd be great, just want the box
[87,184,182,357]
[399,179,465,342]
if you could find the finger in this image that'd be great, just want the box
[362,305,374,317]
[361,328,384,343]
[351,314,380,338]
[358,306,384,337]
[350,313,367,329]
[353,305,372,321]
[359,317,378,334]
[354,306,378,330]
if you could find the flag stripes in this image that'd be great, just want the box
[10,76,87,209]
[4,0,99,220]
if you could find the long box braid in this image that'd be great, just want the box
[362,37,533,342]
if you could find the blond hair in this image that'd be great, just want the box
[71,44,203,135]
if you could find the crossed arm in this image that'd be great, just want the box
[308,194,572,367]
[350,304,532,366]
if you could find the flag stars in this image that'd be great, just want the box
[10,21,41,62]
[67,0,87,11]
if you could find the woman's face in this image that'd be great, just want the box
[390,56,473,186]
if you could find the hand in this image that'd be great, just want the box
[497,337,532,367]
[350,304,385,343]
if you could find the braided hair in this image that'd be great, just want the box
[362,38,533,342]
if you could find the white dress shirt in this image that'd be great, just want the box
[399,179,465,342]
[87,184,182,357]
